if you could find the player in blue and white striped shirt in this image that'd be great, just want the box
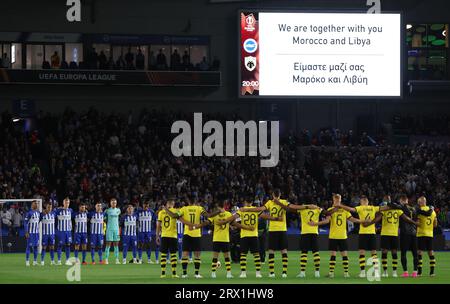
[40,202,56,265]
[136,202,156,264]
[54,197,74,265]
[24,200,41,266]
[121,204,138,264]
[74,203,88,264]
[89,203,105,264]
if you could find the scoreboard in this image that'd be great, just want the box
[239,11,402,98]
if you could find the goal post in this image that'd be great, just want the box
[0,199,43,254]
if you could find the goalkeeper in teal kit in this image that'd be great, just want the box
[104,198,121,264]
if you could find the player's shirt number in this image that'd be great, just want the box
[336,214,343,226]
[243,214,257,226]
[386,211,399,224]
[163,216,171,228]
[308,210,315,222]
[270,207,283,218]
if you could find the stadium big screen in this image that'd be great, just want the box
[239,11,402,97]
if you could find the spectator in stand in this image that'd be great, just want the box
[125,47,135,70]
[170,49,181,70]
[405,177,417,195]
[1,52,11,68]
[69,61,78,69]
[156,49,167,70]
[12,208,22,236]
[107,56,115,70]
[148,51,156,70]
[198,56,209,71]
[50,51,61,69]
[60,61,69,69]
[116,54,126,70]
[98,51,108,70]
[136,48,145,70]
[8,205,16,223]
[182,50,190,70]
[1,206,12,236]
[299,129,311,146]
[88,47,99,69]
[348,130,358,146]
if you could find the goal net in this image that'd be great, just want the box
[0,199,43,254]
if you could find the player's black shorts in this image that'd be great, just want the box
[300,234,319,252]
[268,231,288,250]
[400,234,417,252]
[328,239,348,252]
[160,237,178,253]
[183,235,202,252]
[380,236,399,250]
[358,234,377,251]
[417,236,433,251]
[240,237,259,254]
[213,241,230,253]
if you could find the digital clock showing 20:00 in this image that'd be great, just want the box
[242,81,259,87]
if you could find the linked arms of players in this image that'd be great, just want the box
[183,214,252,231]
[338,204,391,213]
[272,199,320,213]
[162,206,196,228]
[163,205,221,226]
[232,212,284,231]
[361,212,417,227]
[239,200,319,213]
[216,214,254,231]
[308,214,370,227]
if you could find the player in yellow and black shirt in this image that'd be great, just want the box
[269,198,321,278]
[296,205,323,278]
[156,197,180,278]
[310,194,368,278]
[227,196,283,279]
[163,195,220,278]
[189,200,253,279]
[367,195,417,278]
[240,189,294,278]
[339,195,390,278]
[416,196,437,277]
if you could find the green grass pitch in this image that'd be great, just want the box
[0,251,449,284]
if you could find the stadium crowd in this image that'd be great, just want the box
[1,108,450,235]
